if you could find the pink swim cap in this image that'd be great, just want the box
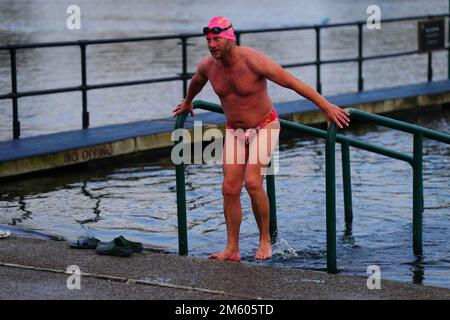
[204,16,235,41]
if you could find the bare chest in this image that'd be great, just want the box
[208,63,262,97]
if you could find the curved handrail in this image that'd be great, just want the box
[174,100,450,273]
[325,107,450,271]
[347,108,450,144]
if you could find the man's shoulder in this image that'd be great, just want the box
[198,56,215,72]
[239,46,265,58]
[239,47,269,70]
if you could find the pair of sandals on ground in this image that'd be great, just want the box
[68,235,143,257]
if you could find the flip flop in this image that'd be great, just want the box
[67,237,100,249]
[0,230,11,239]
[95,238,133,257]
[116,235,143,253]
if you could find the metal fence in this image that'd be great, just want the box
[174,100,450,273]
[1,13,449,139]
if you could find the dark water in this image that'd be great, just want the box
[1,107,449,289]
[0,0,448,140]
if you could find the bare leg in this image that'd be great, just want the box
[245,170,272,260]
[209,129,246,262]
[246,120,280,260]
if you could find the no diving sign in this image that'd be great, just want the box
[418,18,445,52]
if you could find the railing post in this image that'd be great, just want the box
[175,162,188,255]
[181,37,188,98]
[412,132,423,255]
[448,36,450,79]
[341,141,353,227]
[266,171,278,243]
[325,123,337,273]
[9,47,20,139]
[80,43,89,129]
[175,113,189,255]
[357,22,364,92]
[315,26,322,94]
[427,52,432,82]
[235,32,241,46]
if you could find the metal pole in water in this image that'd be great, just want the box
[176,162,188,255]
[175,114,188,255]
[325,123,337,273]
[412,133,423,255]
[266,172,278,243]
[341,141,353,226]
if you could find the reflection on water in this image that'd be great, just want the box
[410,255,426,285]
[77,182,102,225]
[1,107,449,289]
[12,196,33,226]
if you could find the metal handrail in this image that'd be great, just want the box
[2,13,449,51]
[325,108,450,273]
[2,13,449,139]
[174,100,450,273]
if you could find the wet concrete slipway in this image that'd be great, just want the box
[1,235,450,300]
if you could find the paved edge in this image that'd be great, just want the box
[1,235,450,300]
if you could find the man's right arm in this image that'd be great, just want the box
[185,62,208,103]
[173,59,209,117]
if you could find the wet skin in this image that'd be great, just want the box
[173,35,350,261]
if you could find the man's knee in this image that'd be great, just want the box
[244,177,263,197]
[222,181,242,197]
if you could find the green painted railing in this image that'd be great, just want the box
[326,108,450,272]
[174,100,450,273]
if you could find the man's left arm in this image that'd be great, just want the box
[251,51,350,128]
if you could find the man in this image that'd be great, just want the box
[173,16,350,262]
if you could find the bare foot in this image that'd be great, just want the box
[209,251,241,262]
[255,241,272,260]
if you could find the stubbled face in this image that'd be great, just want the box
[206,36,233,60]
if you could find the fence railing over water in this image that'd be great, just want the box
[174,100,450,273]
[1,13,449,140]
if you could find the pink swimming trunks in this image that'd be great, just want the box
[226,108,279,145]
